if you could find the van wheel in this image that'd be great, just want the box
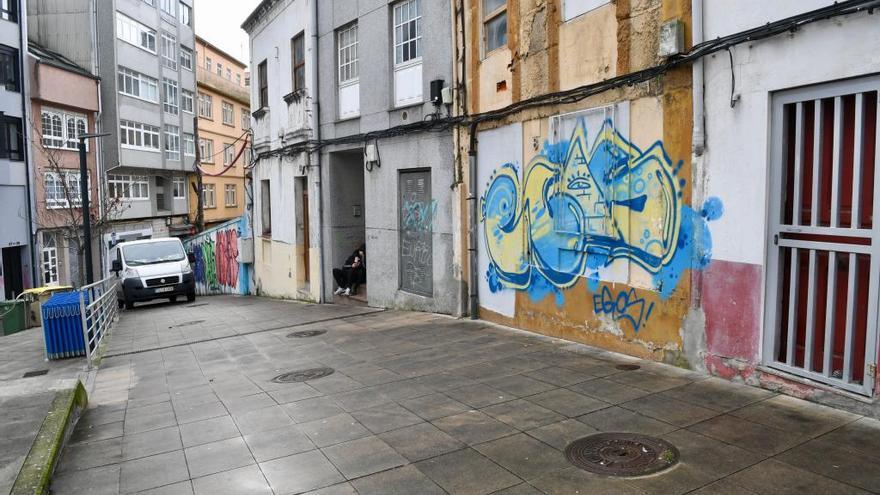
[124,298,134,310]
[186,291,196,302]
[117,299,124,309]
[169,296,177,303]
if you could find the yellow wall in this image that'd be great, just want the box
[191,37,250,225]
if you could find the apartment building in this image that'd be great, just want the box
[0,0,30,300]
[28,0,197,269]
[244,0,461,313]
[189,35,249,228]
[28,42,101,287]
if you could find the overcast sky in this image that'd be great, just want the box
[194,0,262,66]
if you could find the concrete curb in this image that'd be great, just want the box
[9,381,88,495]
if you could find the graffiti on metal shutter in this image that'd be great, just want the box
[399,170,434,296]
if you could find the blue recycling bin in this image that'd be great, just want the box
[41,291,92,360]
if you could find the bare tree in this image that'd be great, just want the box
[28,119,126,287]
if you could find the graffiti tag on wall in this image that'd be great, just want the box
[399,171,434,296]
[592,286,655,333]
[480,117,723,330]
[188,221,242,295]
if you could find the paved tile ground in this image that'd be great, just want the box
[0,324,90,495]
[52,295,880,495]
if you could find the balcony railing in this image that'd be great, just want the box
[283,89,311,143]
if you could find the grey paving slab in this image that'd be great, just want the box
[243,425,314,462]
[378,422,465,462]
[775,438,880,492]
[431,410,518,446]
[724,459,871,495]
[260,450,345,495]
[473,433,568,481]
[689,414,808,455]
[399,392,471,420]
[233,404,295,435]
[184,436,255,478]
[350,402,424,434]
[415,448,521,495]
[299,413,372,447]
[525,418,599,451]
[179,415,239,448]
[120,450,190,494]
[729,394,861,438]
[577,406,678,436]
[445,383,517,408]
[525,388,609,417]
[620,394,718,428]
[481,399,565,430]
[122,425,182,461]
[191,464,271,495]
[282,397,345,424]
[529,466,646,495]
[321,435,407,479]
[51,464,121,495]
[350,464,445,495]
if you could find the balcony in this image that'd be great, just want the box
[196,69,250,104]
[252,108,271,153]
[282,89,312,143]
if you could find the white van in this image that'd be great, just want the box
[109,237,196,309]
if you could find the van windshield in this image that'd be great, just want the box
[123,241,186,266]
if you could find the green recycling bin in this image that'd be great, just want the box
[0,300,27,336]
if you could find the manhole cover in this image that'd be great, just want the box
[22,370,49,378]
[564,433,679,477]
[169,320,205,328]
[615,364,641,371]
[287,330,327,338]
[272,367,335,383]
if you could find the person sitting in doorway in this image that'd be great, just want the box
[333,244,366,296]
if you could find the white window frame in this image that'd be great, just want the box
[198,92,213,119]
[115,13,156,54]
[203,183,216,208]
[482,0,508,55]
[224,184,237,207]
[161,32,177,70]
[159,0,176,18]
[118,67,159,103]
[179,1,191,26]
[183,133,195,156]
[240,107,250,129]
[44,171,87,209]
[181,89,194,113]
[164,125,181,161]
[180,46,193,71]
[163,78,179,115]
[41,235,59,286]
[120,120,161,152]
[40,110,64,149]
[337,24,359,85]
[393,0,422,67]
[199,138,214,163]
[172,176,186,198]
[108,174,149,201]
[223,143,234,165]
[221,101,234,126]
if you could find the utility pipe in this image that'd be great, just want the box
[692,0,705,156]
[310,0,326,303]
[467,122,478,319]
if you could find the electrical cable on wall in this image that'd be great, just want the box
[250,0,877,162]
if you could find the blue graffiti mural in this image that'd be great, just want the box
[481,117,723,309]
[592,286,655,333]
[402,199,438,233]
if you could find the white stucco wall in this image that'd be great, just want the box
[703,1,880,266]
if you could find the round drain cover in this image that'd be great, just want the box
[272,367,335,383]
[564,433,679,477]
[615,364,641,371]
[287,330,327,338]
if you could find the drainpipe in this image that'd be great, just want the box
[19,0,37,289]
[310,0,325,303]
[467,122,478,319]
[692,0,705,157]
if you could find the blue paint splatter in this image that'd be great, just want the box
[701,196,724,221]
[527,272,565,307]
[486,264,504,294]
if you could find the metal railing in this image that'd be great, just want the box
[78,276,119,367]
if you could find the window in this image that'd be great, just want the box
[1,0,17,22]
[199,138,214,163]
[563,0,609,20]
[244,147,252,165]
[172,177,185,198]
[42,234,58,286]
[223,143,234,165]
[337,24,358,84]
[205,57,212,72]
[0,44,20,91]
[291,32,305,92]
[257,60,268,108]
[393,0,421,65]
[116,13,156,53]
[163,78,179,115]
[161,32,177,70]
[483,0,507,54]
[118,67,159,102]
[159,0,176,17]
[183,133,195,156]
[225,184,237,207]
[221,101,234,126]
[198,92,213,119]
[180,46,193,70]
[260,179,271,235]
[120,120,161,151]
[44,171,87,208]
[41,109,88,150]
[0,116,22,160]
[226,68,232,80]
[164,125,180,160]
[181,89,194,113]
[179,2,191,26]
[241,108,250,129]
[202,183,216,208]
[216,62,222,76]
[108,174,149,200]
[236,74,241,85]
